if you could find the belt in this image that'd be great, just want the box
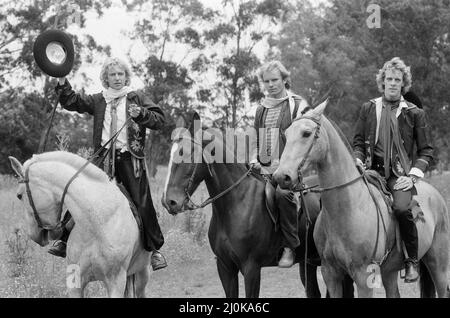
[114,149,131,160]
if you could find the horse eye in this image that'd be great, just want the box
[17,193,23,200]
[303,131,312,138]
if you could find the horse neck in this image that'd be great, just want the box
[205,162,249,196]
[34,162,117,232]
[317,119,367,214]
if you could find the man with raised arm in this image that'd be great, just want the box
[50,57,167,271]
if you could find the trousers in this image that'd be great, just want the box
[275,186,300,250]
[61,150,164,252]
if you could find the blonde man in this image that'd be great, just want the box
[50,57,168,271]
[353,57,433,282]
[250,60,308,268]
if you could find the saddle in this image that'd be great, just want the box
[364,169,425,254]
[263,176,279,231]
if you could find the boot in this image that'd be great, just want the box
[151,250,167,271]
[397,208,419,283]
[405,258,419,283]
[278,247,295,268]
[48,240,67,258]
[48,226,69,258]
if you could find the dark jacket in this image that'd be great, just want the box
[55,79,165,159]
[251,95,306,164]
[352,98,433,174]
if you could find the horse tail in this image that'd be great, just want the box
[419,260,436,298]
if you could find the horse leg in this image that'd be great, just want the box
[124,274,136,298]
[381,269,400,298]
[342,274,355,298]
[242,262,262,298]
[105,271,128,298]
[299,262,321,298]
[421,245,449,298]
[320,263,344,298]
[134,268,149,298]
[419,261,436,298]
[353,269,374,298]
[216,257,239,298]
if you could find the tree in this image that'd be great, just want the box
[124,0,217,174]
[276,0,450,168]
[0,0,110,173]
[193,0,289,128]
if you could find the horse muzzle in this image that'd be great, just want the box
[164,196,192,215]
[273,170,298,190]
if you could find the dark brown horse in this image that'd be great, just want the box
[162,112,353,298]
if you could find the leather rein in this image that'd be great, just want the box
[18,119,131,231]
[291,114,390,266]
[180,136,253,211]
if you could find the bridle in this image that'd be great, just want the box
[291,114,390,267]
[17,119,131,231]
[290,115,363,193]
[176,136,252,211]
[18,162,69,231]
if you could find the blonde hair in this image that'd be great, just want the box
[99,57,132,89]
[376,57,412,94]
[257,60,291,89]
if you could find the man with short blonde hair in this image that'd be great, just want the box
[251,60,308,268]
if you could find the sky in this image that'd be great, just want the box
[64,0,328,93]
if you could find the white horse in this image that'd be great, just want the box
[274,102,449,298]
[9,151,150,297]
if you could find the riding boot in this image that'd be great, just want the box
[278,247,295,268]
[396,208,419,283]
[275,187,299,268]
[48,226,70,258]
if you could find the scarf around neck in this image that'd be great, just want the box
[262,90,303,109]
[102,86,133,103]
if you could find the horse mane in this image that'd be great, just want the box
[201,128,265,182]
[325,116,354,157]
[25,151,109,183]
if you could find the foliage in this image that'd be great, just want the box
[275,0,450,168]
[0,0,108,173]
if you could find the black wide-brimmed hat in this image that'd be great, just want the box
[33,29,74,77]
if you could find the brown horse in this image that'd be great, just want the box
[162,111,354,298]
[274,101,450,297]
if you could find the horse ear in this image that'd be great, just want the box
[175,116,187,128]
[311,98,329,118]
[9,156,24,179]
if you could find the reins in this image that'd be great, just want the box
[179,136,253,212]
[20,119,131,231]
[291,113,391,291]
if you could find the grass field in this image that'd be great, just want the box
[0,166,449,298]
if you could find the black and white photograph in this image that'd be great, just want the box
[0,0,449,303]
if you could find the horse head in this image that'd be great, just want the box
[163,111,211,215]
[8,156,63,246]
[274,99,329,189]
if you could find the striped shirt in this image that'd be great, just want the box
[264,104,283,157]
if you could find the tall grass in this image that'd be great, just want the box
[0,165,211,297]
[1,168,449,297]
